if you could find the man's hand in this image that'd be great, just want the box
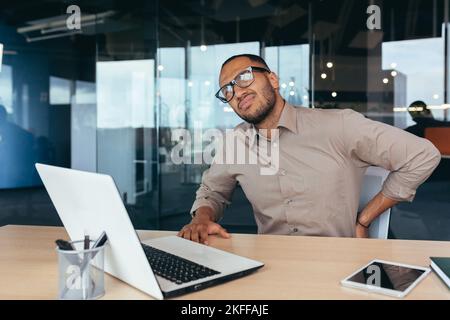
[356,191,398,239]
[355,223,369,238]
[177,207,231,245]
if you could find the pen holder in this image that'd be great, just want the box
[56,240,105,300]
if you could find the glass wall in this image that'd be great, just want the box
[94,3,159,229]
[0,0,449,240]
[382,37,445,127]
[266,44,310,106]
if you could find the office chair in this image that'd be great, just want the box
[358,166,391,239]
[425,127,450,158]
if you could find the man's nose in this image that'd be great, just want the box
[233,85,249,101]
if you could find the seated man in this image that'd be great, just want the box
[405,100,450,138]
[178,54,441,244]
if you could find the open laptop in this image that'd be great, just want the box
[36,163,264,299]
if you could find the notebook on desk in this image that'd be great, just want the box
[430,257,450,289]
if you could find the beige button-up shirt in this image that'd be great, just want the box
[190,102,441,237]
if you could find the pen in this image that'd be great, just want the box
[84,231,107,297]
[84,235,90,250]
[82,234,90,299]
[92,231,108,249]
[78,232,107,274]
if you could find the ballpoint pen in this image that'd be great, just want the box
[82,234,90,300]
[84,235,90,250]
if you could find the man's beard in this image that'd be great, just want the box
[237,84,276,125]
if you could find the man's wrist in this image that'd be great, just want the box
[191,207,215,222]
[357,219,370,229]
[357,211,372,226]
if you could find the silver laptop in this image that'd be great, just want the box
[36,163,264,299]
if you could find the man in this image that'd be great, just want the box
[405,100,450,138]
[0,104,35,188]
[178,54,441,244]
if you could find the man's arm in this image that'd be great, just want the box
[355,192,398,238]
[342,109,441,238]
[178,149,237,244]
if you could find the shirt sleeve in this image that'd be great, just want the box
[342,109,441,202]
[190,144,237,222]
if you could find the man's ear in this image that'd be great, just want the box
[267,72,280,90]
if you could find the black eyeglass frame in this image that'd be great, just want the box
[215,66,271,103]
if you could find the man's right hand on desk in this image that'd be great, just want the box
[177,207,231,245]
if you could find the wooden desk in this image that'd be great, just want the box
[1,225,449,300]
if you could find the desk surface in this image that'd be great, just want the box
[1,225,450,300]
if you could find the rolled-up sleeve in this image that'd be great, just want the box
[342,109,441,202]
[190,157,236,222]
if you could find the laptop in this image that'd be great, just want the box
[35,163,264,299]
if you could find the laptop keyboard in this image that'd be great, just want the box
[142,243,221,285]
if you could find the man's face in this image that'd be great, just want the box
[219,57,278,124]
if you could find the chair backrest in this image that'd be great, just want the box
[358,166,391,239]
[424,127,450,156]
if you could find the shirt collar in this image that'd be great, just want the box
[238,100,298,147]
[277,101,298,134]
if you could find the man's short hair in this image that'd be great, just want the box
[221,54,270,70]
[408,100,432,118]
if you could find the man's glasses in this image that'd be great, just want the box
[215,66,271,103]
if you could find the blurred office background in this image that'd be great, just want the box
[0,0,449,240]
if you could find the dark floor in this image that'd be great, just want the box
[1,162,449,241]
